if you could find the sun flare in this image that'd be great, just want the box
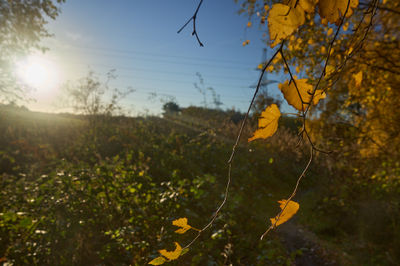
[16,54,60,94]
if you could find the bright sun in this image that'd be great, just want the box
[16,54,60,94]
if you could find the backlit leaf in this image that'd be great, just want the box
[313,90,327,105]
[354,71,362,87]
[278,79,326,111]
[148,256,166,265]
[318,0,359,25]
[159,242,182,260]
[268,3,305,47]
[248,104,281,142]
[172,217,192,234]
[270,200,300,227]
[297,0,318,13]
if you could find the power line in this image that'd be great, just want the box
[56,58,258,82]
[59,62,254,89]
[53,43,257,66]
[51,44,256,71]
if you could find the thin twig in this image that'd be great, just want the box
[177,0,204,47]
[228,43,284,164]
[183,42,284,250]
[261,146,314,240]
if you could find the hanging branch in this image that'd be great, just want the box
[260,0,354,239]
[183,42,284,250]
[177,0,204,47]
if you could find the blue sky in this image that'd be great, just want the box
[29,0,287,115]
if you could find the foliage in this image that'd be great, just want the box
[0,106,306,265]
[235,0,400,263]
[162,101,181,117]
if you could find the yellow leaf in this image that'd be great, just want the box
[264,4,270,12]
[313,90,327,105]
[172,217,192,234]
[326,65,335,76]
[270,200,300,227]
[268,3,305,47]
[242,40,250,46]
[291,0,318,13]
[327,27,333,36]
[278,79,325,111]
[343,21,349,31]
[257,64,263,70]
[347,47,353,55]
[267,65,274,72]
[247,21,252,27]
[248,104,281,142]
[354,71,362,87]
[148,256,166,265]
[159,242,182,260]
[318,0,359,25]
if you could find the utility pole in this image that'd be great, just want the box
[249,48,277,95]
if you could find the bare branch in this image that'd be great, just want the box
[177,0,204,47]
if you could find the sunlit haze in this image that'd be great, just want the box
[16,54,61,96]
[20,0,287,115]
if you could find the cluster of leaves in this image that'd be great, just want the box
[237,0,400,262]
[148,218,198,265]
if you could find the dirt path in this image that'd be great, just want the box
[277,221,340,266]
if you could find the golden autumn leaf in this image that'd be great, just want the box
[318,0,359,25]
[354,71,363,87]
[159,242,182,260]
[242,40,250,46]
[326,65,335,76]
[172,217,192,234]
[343,21,349,31]
[148,256,166,265]
[279,79,325,111]
[248,104,281,142]
[270,200,300,227]
[247,21,252,27]
[327,27,333,36]
[268,3,305,47]
[313,90,327,105]
[288,0,318,13]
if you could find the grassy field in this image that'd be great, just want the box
[0,105,398,265]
